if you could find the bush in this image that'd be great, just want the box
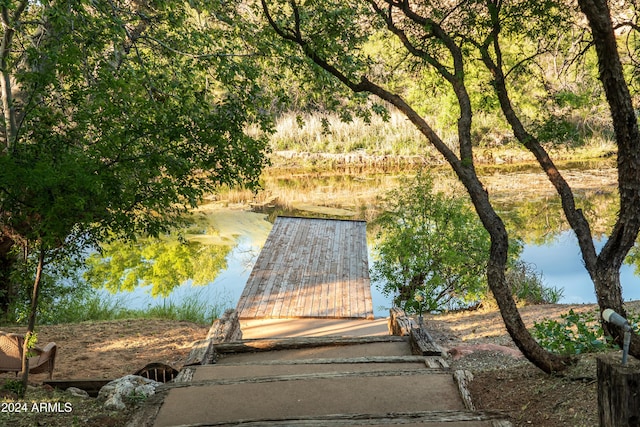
[370,170,491,314]
[506,260,563,305]
[532,309,615,355]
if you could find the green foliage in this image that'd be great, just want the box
[370,170,491,313]
[143,291,226,325]
[506,260,563,305]
[4,285,228,326]
[48,292,133,324]
[85,237,230,298]
[2,379,25,397]
[532,309,618,355]
[5,244,89,324]
[0,1,271,325]
[126,390,148,406]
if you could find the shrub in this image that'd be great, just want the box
[370,170,491,313]
[506,260,563,305]
[532,309,615,355]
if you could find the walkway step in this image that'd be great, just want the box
[154,369,493,427]
[155,410,509,426]
[152,338,511,427]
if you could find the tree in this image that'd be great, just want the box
[574,0,640,356]
[371,170,492,313]
[0,1,271,392]
[259,0,640,372]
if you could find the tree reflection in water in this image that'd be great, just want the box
[85,237,231,298]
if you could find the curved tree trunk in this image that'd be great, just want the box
[470,173,573,372]
[389,99,572,373]
[359,82,572,373]
[479,0,640,356]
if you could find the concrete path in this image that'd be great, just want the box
[133,319,511,427]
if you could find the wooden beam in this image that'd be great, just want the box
[164,409,511,426]
[206,309,242,342]
[410,326,445,357]
[388,307,416,336]
[211,335,407,355]
[454,370,476,411]
[182,339,215,367]
[217,355,428,366]
[165,368,450,389]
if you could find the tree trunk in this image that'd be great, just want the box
[577,0,640,356]
[486,237,572,372]
[363,84,572,373]
[0,236,16,319]
[593,266,640,355]
[461,168,572,373]
[20,246,45,397]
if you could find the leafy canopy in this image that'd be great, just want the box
[0,0,271,250]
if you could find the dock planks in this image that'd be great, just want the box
[236,217,374,319]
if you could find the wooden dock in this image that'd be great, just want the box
[236,217,374,319]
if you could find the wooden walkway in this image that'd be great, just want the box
[236,217,374,319]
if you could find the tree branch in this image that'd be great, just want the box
[477,0,598,272]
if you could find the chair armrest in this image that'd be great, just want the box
[32,342,56,363]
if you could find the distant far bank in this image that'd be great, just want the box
[267,143,617,171]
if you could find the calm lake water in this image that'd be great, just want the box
[106,207,640,319]
[521,230,640,304]
[91,161,640,317]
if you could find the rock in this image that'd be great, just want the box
[66,387,90,399]
[447,343,524,360]
[98,375,162,410]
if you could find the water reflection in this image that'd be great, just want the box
[85,237,231,297]
[88,210,640,319]
[85,207,272,312]
[520,230,640,304]
[87,165,640,317]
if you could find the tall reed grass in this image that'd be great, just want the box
[267,109,616,160]
[270,110,438,156]
[31,288,229,326]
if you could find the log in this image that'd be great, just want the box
[410,326,445,356]
[424,357,450,369]
[218,355,427,366]
[165,367,446,389]
[211,335,407,354]
[388,307,416,336]
[183,309,243,366]
[454,370,476,411]
[173,366,195,383]
[162,409,510,426]
[182,339,215,366]
[206,308,242,342]
[597,353,640,427]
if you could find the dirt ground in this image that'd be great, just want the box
[0,319,209,427]
[426,302,625,427]
[0,302,638,426]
